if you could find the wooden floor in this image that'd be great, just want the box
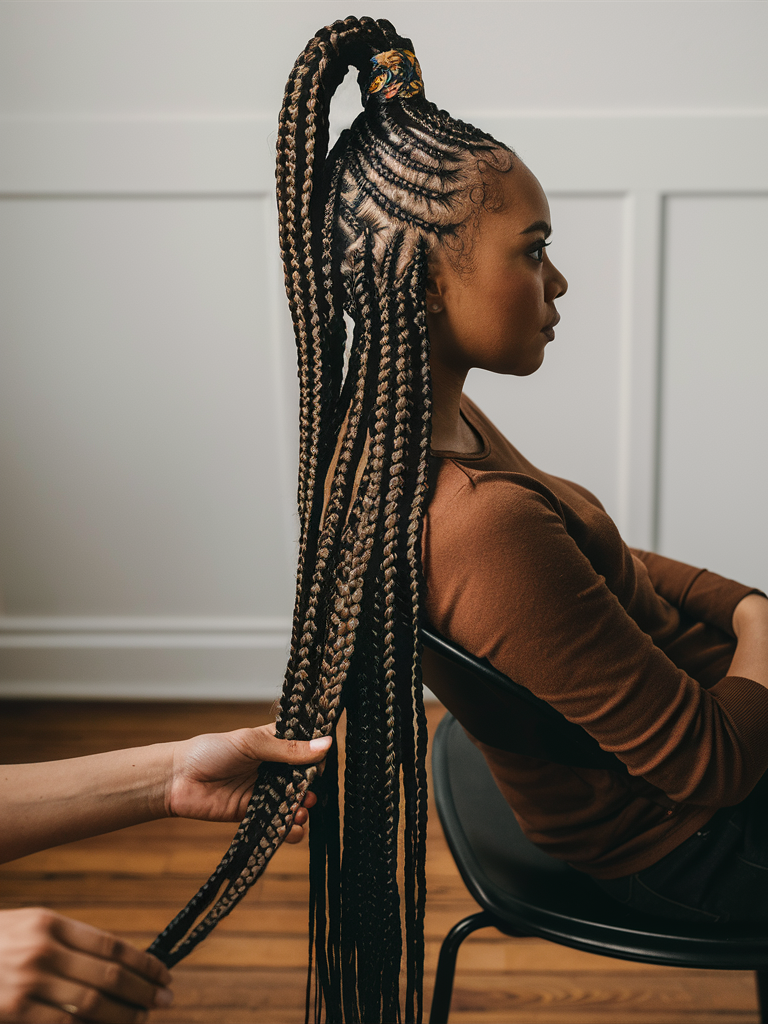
[0,700,760,1023]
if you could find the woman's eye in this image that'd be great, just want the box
[528,240,550,263]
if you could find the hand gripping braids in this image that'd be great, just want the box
[148,16,513,1022]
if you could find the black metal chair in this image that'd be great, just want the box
[421,625,768,1024]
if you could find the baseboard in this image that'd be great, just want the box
[0,616,441,701]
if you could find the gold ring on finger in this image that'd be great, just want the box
[59,1005,79,1017]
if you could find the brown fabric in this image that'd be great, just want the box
[423,397,768,879]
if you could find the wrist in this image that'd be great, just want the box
[90,741,175,823]
[148,741,178,820]
[732,593,768,639]
[90,742,173,823]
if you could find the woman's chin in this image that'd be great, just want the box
[510,350,547,377]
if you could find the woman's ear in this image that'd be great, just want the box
[425,269,446,314]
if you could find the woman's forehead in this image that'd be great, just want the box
[499,161,551,230]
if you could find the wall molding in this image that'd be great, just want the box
[0,617,447,702]
[2,113,766,196]
[0,616,294,700]
[0,616,291,647]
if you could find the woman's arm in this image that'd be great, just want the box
[425,476,768,808]
[731,593,768,688]
[0,724,331,865]
[631,548,763,635]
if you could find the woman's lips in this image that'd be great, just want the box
[541,313,560,341]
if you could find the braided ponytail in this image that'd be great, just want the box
[149,17,512,1022]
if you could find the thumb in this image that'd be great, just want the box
[256,730,332,766]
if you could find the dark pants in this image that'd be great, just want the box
[593,771,768,924]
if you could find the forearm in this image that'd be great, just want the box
[632,549,762,636]
[0,743,173,864]
[730,594,768,689]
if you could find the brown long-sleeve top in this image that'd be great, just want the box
[423,397,768,879]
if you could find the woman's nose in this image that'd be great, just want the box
[547,260,568,300]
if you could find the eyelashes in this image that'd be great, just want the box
[527,240,550,263]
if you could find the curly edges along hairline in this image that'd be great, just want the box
[331,96,515,293]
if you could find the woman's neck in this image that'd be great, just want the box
[429,361,482,455]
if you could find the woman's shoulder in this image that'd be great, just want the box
[427,458,566,535]
[456,395,609,514]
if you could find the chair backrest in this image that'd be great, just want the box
[421,624,626,772]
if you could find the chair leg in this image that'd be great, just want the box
[756,969,768,1024]
[429,910,495,1024]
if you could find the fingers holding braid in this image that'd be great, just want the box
[166,724,331,824]
[0,909,172,1024]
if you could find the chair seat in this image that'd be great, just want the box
[434,713,768,970]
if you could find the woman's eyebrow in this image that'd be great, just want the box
[521,220,552,237]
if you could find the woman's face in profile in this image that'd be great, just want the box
[426,161,568,380]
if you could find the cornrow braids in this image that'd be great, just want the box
[149,15,513,1022]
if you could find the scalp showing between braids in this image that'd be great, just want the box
[149,16,512,1023]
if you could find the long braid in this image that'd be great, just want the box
[149,15,513,1020]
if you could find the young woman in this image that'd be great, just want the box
[149,16,768,1023]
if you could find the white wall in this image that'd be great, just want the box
[1,1,766,698]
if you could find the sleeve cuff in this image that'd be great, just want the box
[685,575,765,637]
[709,675,768,777]
[632,549,764,636]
